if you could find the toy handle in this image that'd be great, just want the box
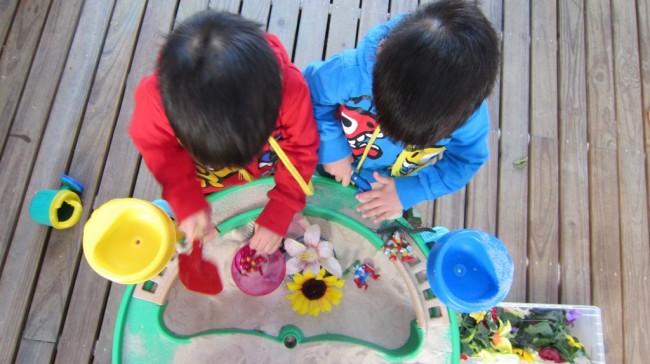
[351,172,372,192]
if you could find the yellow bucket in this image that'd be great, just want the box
[82,198,178,284]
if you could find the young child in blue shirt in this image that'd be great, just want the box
[303,0,500,222]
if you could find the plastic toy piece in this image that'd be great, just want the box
[383,231,415,263]
[178,239,223,295]
[30,174,85,229]
[351,172,372,192]
[231,243,285,296]
[352,260,380,289]
[426,229,514,313]
[60,174,84,194]
[82,198,177,284]
[236,244,268,275]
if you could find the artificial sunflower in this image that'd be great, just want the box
[286,268,345,317]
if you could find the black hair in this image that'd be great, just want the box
[373,0,500,147]
[158,10,282,168]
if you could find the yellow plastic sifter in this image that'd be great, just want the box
[82,198,178,284]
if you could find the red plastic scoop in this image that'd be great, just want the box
[178,240,223,295]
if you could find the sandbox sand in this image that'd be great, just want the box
[157,216,453,363]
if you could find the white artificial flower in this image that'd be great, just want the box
[284,224,342,277]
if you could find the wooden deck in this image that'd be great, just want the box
[0,0,648,363]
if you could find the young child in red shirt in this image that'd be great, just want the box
[129,11,319,253]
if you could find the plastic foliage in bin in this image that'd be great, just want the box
[459,302,604,364]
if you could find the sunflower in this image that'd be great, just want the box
[287,268,345,316]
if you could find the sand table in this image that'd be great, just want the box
[155,217,452,362]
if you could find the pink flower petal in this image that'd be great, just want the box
[304,224,321,248]
[286,258,307,275]
[305,261,321,275]
[284,238,306,257]
[319,256,342,277]
[317,240,334,258]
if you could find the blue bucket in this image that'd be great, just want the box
[426,229,513,313]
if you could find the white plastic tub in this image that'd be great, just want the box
[498,302,606,364]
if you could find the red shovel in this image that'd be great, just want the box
[178,240,223,295]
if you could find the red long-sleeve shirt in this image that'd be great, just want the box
[128,34,319,236]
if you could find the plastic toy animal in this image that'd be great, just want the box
[353,260,380,289]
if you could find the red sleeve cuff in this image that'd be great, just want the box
[255,198,297,237]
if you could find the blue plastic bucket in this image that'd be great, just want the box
[426,229,513,313]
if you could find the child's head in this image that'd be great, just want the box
[373,0,500,147]
[158,11,282,168]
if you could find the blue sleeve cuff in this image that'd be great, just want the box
[318,135,352,164]
[395,176,430,210]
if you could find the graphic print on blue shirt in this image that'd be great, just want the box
[337,95,384,159]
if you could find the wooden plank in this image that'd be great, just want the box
[0,0,52,173]
[358,0,388,40]
[558,0,590,306]
[16,0,124,353]
[93,283,126,364]
[0,0,20,56]
[434,190,465,231]
[496,0,529,302]
[15,339,55,364]
[389,0,417,18]
[584,1,623,363]
[465,0,503,235]
[240,0,270,24]
[292,0,329,68]
[209,0,240,13]
[325,0,359,59]
[639,0,650,292]
[267,0,300,56]
[54,1,178,363]
[176,0,209,24]
[0,0,86,362]
[611,1,650,363]
[527,0,559,303]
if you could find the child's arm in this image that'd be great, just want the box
[394,102,491,210]
[303,56,353,165]
[128,76,214,240]
[251,65,319,253]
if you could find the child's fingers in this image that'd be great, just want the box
[356,197,383,217]
[373,171,391,184]
[340,172,351,186]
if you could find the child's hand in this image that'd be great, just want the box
[178,209,217,243]
[355,172,404,223]
[323,155,353,186]
[249,224,283,254]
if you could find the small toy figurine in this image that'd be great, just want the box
[383,231,415,263]
[353,260,380,289]
[237,245,268,276]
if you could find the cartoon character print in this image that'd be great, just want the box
[397,146,445,176]
[257,133,281,176]
[193,134,282,189]
[337,95,384,159]
[195,164,240,188]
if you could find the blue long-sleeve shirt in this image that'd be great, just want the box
[303,15,490,210]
